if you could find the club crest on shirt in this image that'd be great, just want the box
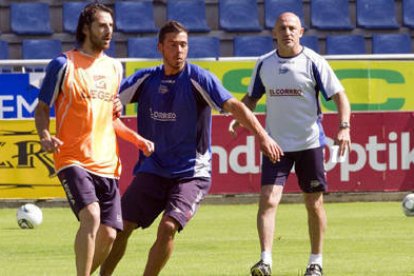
[159,84,169,94]
[279,67,289,74]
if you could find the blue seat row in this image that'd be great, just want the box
[0,33,412,61]
[6,0,414,36]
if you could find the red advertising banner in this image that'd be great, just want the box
[118,112,414,195]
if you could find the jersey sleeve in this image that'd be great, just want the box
[311,57,344,101]
[247,59,266,99]
[119,68,152,105]
[190,64,233,112]
[38,55,67,107]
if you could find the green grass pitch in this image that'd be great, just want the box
[0,201,413,275]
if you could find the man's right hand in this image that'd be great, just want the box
[40,131,64,153]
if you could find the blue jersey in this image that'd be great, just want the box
[120,63,233,179]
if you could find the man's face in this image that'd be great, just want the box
[158,31,188,72]
[84,10,113,52]
[272,13,304,53]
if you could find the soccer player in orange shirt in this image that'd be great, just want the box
[34,3,153,276]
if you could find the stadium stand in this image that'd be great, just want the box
[22,39,62,72]
[127,37,160,58]
[114,1,158,33]
[22,39,62,60]
[301,35,320,53]
[10,3,53,35]
[219,0,262,32]
[167,0,210,32]
[188,36,220,58]
[63,2,88,34]
[104,40,116,57]
[311,0,353,30]
[372,34,412,54]
[326,35,366,55]
[233,36,274,57]
[0,40,9,59]
[0,0,413,58]
[264,0,305,29]
[356,0,399,29]
[403,0,414,28]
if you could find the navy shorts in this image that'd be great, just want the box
[261,146,327,193]
[57,166,123,231]
[121,173,211,231]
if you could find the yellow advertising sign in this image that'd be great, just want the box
[0,119,63,199]
[125,59,414,114]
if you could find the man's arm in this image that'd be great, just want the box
[223,97,283,163]
[113,119,154,157]
[332,91,351,156]
[228,94,260,136]
[34,100,63,153]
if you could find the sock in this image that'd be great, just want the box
[308,254,322,267]
[261,251,272,266]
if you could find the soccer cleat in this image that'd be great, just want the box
[250,260,272,276]
[304,263,323,276]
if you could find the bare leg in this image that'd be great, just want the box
[304,192,327,254]
[90,225,117,274]
[75,202,100,276]
[100,220,137,276]
[143,215,179,276]
[257,185,283,254]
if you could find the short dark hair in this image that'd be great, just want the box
[75,2,113,45]
[158,21,188,44]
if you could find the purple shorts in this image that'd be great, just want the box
[57,166,123,231]
[121,173,211,231]
[261,146,327,193]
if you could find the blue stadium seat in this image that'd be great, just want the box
[128,37,160,58]
[301,35,320,53]
[372,34,412,54]
[219,0,261,32]
[22,39,62,60]
[188,37,220,58]
[403,0,414,28]
[167,0,210,32]
[311,0,353,30]
[356,0,399,29]
[264,0,305,29]
[233,36,274,57]
[115,1,157,33]
[326,35,366,55]
[11,3,53,35]
[63,2,88,34]
[0,40,9,59]
[104,40,116,57]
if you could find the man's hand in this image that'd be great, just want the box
[137,138,155,157]
[228,119,241,137]
[258,133,284,163]
[113,97,122,119]
[335,128,351,157]
[40,131,63,153]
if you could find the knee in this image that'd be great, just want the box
[260,189,282,210]
[79,202,101,228]
[101,226,118,245]
[158,216,179,240]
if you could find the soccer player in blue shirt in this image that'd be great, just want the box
[100,21,283,276]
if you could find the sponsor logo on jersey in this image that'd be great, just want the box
[149,108,177,122]
[269,88,304,97]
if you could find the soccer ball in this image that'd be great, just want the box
[16,203,43,229]
[402,193,414,217]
